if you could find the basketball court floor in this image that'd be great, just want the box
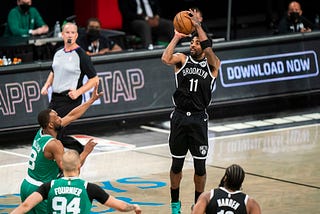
[0,106,319,213]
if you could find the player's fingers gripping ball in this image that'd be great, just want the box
[173,11,195,35]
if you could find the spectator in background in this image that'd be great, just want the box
[4,0,48,37]
[277,1,314,34]
[118,0,174,50]
[77,17,123,56]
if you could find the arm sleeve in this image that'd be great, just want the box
[36,182,51,200]
[87,183,110,204]
[76,48,97,78]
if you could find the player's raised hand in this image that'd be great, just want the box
[90,82,104,102]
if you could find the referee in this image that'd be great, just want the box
[41,22,99,153]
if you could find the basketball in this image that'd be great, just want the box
[173,11,195,35]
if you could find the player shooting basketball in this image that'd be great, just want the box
[161,8,221,214]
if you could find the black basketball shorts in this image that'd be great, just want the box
[169,109,209,159]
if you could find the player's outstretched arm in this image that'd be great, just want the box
[79,138,97,166]
[61,83,103,127]
[10,192,43,214]
[104,195,142,213]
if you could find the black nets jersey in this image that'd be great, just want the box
[173,55,216,112]
[206,187,248,214]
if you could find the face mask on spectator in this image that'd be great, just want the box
[19,4,30,13]
[87,29,100,42]
[289,12,300,22]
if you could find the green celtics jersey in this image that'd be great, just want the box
[27,129,60,183]
[48,177,92,214]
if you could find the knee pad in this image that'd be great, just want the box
[194,159,206,176]
[171,158,185,174]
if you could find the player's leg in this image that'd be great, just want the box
[193,158,207,203]
[169,110,188,214]
[170,157,184,214]
[189,112,209,204]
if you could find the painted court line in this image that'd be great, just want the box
[208,126,234,132]
[283,115,313,122]
[0,162,27,168]
[302,113,320,119]
[140,122,320,141]
[1,123,318,160]
[224,123,254,129]
[211,123,319,140]
[140,125,170,134]
[147,113,318,134]
[0,150,29,158]
[244,120,274,127]
[264,118,292,124]
[1,123,319,170]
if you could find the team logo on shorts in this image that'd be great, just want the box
[199,146,208,155]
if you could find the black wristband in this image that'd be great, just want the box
[200,39,212,50]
